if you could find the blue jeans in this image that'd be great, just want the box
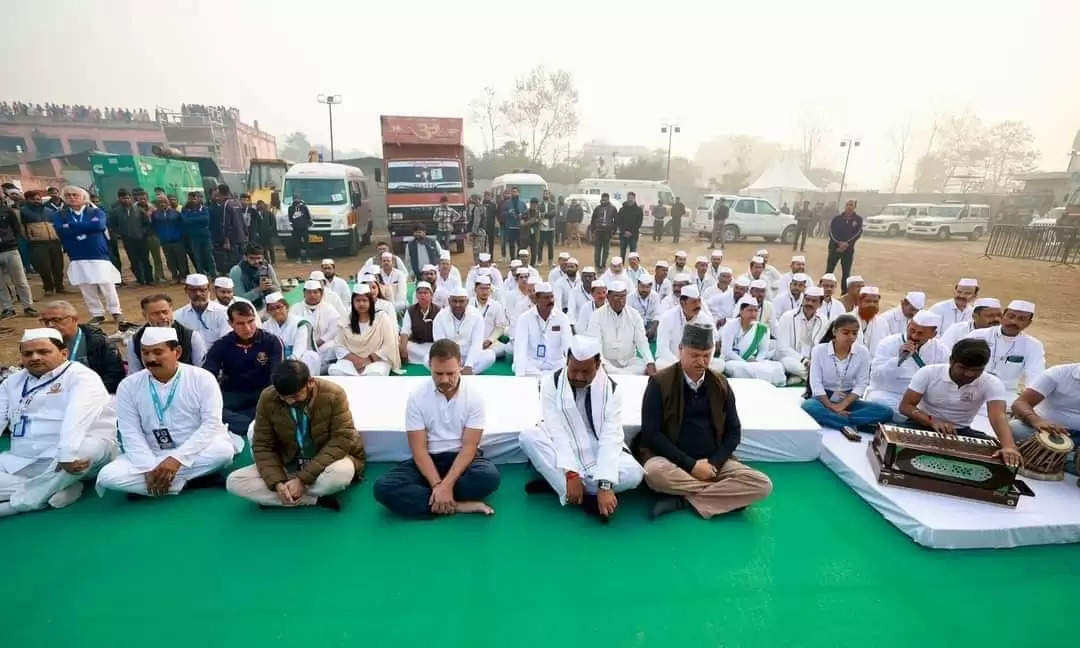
[619,231,639,258]
[374,451,500,518]
[801,396,894,431]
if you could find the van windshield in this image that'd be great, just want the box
[281,178,348,206]
[928,206,963,218]
[387,160,462,193]
[507,184,547,203]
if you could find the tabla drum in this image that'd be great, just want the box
[1017,430,1075,481]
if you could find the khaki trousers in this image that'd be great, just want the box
[644,456,772,518]
[225,459,355,506]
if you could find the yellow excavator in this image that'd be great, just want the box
[245,158,291,206]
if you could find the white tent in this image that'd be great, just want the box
[743,160,821,209]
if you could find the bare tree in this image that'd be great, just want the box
[983,120,1039,192]
[888,116,915,193]
[935,111,987,191]
[468,86,502,153]
[797,106,829,170]
[501,66,580,163]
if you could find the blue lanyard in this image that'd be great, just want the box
[68,329,84,360]
[21,362,73,401]
[148,370,182,426]
[289,406,309,452]
[193,306,210,330]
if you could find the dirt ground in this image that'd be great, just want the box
[1,233,1076,367]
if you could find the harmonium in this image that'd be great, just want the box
[868,424,1028,508]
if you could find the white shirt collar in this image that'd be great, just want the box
[683,371,706,391]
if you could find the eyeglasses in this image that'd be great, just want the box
[38,315,73,326]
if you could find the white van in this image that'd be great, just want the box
[489,172,549,204]
[277,162,373,257]
[577,178,674,233]
[905,202,991,241]
[692,194,797,243]
[864,203,934,237]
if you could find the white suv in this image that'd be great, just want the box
[692,194,797,243]
[905,203,991,241]
[864,203,934,237]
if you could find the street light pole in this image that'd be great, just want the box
[837,136,861,208]
[660,124,681,183]
[316,94,342,161]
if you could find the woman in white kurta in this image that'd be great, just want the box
[264,293,321,377]
[721,297,785,385]
[327,285,401,377]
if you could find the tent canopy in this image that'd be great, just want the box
[744,159,821,192]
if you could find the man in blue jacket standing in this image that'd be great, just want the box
[181,191,215,277]
[499,187,524,261]
[51,186,125,327]
[151,195,188,283]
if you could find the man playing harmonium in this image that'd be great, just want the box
[898,338,1022,468]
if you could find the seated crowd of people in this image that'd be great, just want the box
[0,241,1074,523]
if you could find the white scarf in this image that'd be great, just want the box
[552,367,611,474]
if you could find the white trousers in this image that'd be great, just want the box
[656,356,725,373]
[0,437,115,514]
[327,359,391,376]
[225,459,354,506]
[95,436,235,496]
[79,283,121,317]
[603,357,652,375]
[724,359,786,386]
[464,349,497,374]
[295,350,322,378]
[405,341,432,366]
[780,355,809,380]
[518,426,644,505]
[488,341,509,359]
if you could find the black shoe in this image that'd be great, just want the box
[650,496,688,520]
[185,472,226,490]
[0,310,15,319]
[316,494,342,512]
[87,316,106,326]
[524,478,555,495]
[23,307,38,317]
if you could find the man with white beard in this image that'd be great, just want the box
[600,256,628,286]
[850,286,890,356]
[940,297,1001,350]
[432,289,496,374]
[929,277,978,328]
[586,281,656,376]
[866,310,949,420]
[0,329,117,517]
[471,276,511,359]
[774,288,827,383]
[656,286,720,371]
[264,292,321,377]
[881,291,925,336]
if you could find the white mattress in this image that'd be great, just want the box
[612,376,822,462]
[819,428,1080,549]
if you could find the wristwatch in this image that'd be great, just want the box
[597,480,613,491]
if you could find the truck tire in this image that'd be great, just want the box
[968,227,983,241]
[936,227,950,240]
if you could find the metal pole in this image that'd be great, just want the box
[665,127,673,183]
[837,140,853,207]
[328,102,335,161]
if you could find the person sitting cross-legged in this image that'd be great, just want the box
[865,310,949,421]
[399,281,440,366]
[519,335,645,521]
[96,327,236,498]
[263,292,320,378]
[637,323,773,520]
[586,280,656,376]
[0,329,118,517]
[1010,363,1080,477]
[326,284,401,377]
[720,296,784,385]
[226,360,365,511]
[373,339,501,518]
[800,314,894,433]
[432,288,496,374]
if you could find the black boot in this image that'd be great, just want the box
[316,494,342,512]
[524,477,555,495]
[650,496,688,520]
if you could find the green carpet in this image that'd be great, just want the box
[2,453,1078,648]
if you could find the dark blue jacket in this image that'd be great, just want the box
[203,329,284,395]
[151,208,184,243]
[180,205,211,239]
[52,205,111,261]
[500,197,524,228]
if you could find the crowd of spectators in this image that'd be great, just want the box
[0,101,152,122]
[180,104,239,123]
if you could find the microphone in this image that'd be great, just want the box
[897,350,911,366]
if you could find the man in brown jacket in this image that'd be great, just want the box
[226,360,364,510]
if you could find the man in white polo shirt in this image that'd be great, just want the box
[0,329,117,517]
[586,281,656,376]
[930,277,978,328]
[881,291,926,336]
[941,297,1001,349]
[513,282,572,377]
[174,273,231,346]
[963,300,1044,403]
[898,338,1022,468]
[1011,363,1080,476]
[432,288,495,374]
[866,310,949,420]
[373,339,501,517]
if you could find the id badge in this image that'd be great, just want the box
[12,416,28,438]
[536,343,547,359]
[152,428,176,450]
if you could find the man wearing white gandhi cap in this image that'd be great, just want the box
[320,259,352,306]
[881,291,926,336]
[940,297,1002,349]
[174,273,231,346]
[432,287,496,374]
[0,329,117,517]
[513,282,573,377]
[930,277,978,327]
[585,280,656,376]
[866,309,950,420]
[212,276,254,310]
[96,326,236,498]
[264,292,321,378]
[963,299,1044,402]
[849,285,890,356]
[519,335,645,520]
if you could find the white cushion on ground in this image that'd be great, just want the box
[819,428,1080,549]
[611,376,822,462]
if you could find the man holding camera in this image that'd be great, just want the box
[227,243,279,313]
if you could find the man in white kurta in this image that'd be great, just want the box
[264,292,320,378]
[721,296,785,385]
[817,273,843,322]
[174,274,231,347]
[748,280,778,336]
[653,261,673,301]
[850,286,891,356]
[929,277,978,329]
[289,280,342,367]
[624,252,645,286]
[471,277,510,358]
[775,288,828,382]
[320,259,352,307]
[705,250,726,284]
[432,289,496,374]
[757,249,784,298]
[554,258,582,316]
[771,272,808,318]
[513,283,573,377]
[777,255,815,296]
[940,297,1001,351]
[0,330,117,517]
[586,281,656,375]
[96,327,235,497]
[599,256,627,286]
[658,273,691,315]
[377,252,409,314]
[736,256,776,300]
[519,336,645,518]
[963,300,1044,403]
[504,269,534,333]
[435,251,463,292]
[655,285,721,371]
[630,274,661,340]
[362,243,409,278]
[308,271,347,317]
[575,280,607,334]
[866,310,950,420]
[880,291,925,337]
[567,266,595,322]
[399,281,439,366]
[465,254,504,297]
[689,256,712,295]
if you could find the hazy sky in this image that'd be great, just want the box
[6,0,1079,189]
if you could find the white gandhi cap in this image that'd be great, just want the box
[582,266,596,274]
[568,335,601,360]
[820,273,837,282]
[265,292,285,304]
[804,287,825,297]
[750,279,768,290]
[973,297,1001,309]
[751,256,765,264]
[607,280,628,292]
[627,252,639,259]
[792,273,809,283]
[905,291,926,309]
[558,252,570,260]
[415,281,432,291]
[859,286,880,296]
[308,270,326,281]
[655,260,669,268]
[638,274,654,285]
[352,284,371,295]
[439,250,451,261]
[475,276,492,286]
[21,327,63,343]
[675,250,687,258]
[846,275,864,286]
[1007,300,1035,314]
[681,285,701,299]
[591,279,607,290]
[717,266,732,275]
[450,287,469,298]
[673,272,691,283]
[912,310,942,328]
[535,282,554,294]
[610,256,623,265]
[957,277,978,287]
[214,277,234,289]
[321,258,334,266]
[303,280,323,291]
[566,257,579,265]
[791,255,806,263]
[422,264,437,273]
[185,273,209,287]
[478,253,491,262]
[141,327,178,346]
[711,249,724,258]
